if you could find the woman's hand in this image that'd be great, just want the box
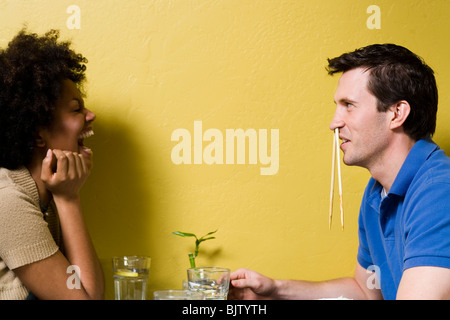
[40,148,92,200]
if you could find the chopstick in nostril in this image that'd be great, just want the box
[329,128,344,230]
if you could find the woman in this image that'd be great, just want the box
[0,29,104,299]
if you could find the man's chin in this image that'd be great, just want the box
[342,155,355,167]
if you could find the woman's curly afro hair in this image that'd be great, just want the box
[0,28,87,169]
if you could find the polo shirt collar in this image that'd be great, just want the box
[388,137,439,197]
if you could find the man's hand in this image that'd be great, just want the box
[229,263,383,300]
[228,268,277,300]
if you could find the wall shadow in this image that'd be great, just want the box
[435,124,450,157]
[438,137,450,156]
[80,111,156,299]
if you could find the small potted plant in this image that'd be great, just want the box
[172,229,217,268]
[173,229,230,299]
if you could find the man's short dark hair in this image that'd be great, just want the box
[0,28,87,169]
[327,44,438,141]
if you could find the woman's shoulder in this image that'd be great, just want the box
[0,167,38,211]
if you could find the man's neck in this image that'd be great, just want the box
[369,134,416,193]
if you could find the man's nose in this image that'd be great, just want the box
[329,111,344,131]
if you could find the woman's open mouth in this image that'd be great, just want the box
[78,129,94,147]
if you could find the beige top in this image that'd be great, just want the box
[0,167,60,300]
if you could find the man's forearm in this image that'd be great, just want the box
[273,277,372,300]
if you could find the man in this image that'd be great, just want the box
[229,44,450,300]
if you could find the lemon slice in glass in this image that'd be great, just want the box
[114,269,139,277]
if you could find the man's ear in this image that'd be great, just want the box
[389,100,411,130]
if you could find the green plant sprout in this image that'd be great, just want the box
[172,229,218,268]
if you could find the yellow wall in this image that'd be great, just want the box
[2,0,450,299]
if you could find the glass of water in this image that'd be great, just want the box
[112,256,151,300]
[187,267,230,300]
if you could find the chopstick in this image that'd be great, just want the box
[336,128,344,230]
[329,128,344,230]
[329,129,336,229]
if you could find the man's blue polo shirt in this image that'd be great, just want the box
[357,138,450,300]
